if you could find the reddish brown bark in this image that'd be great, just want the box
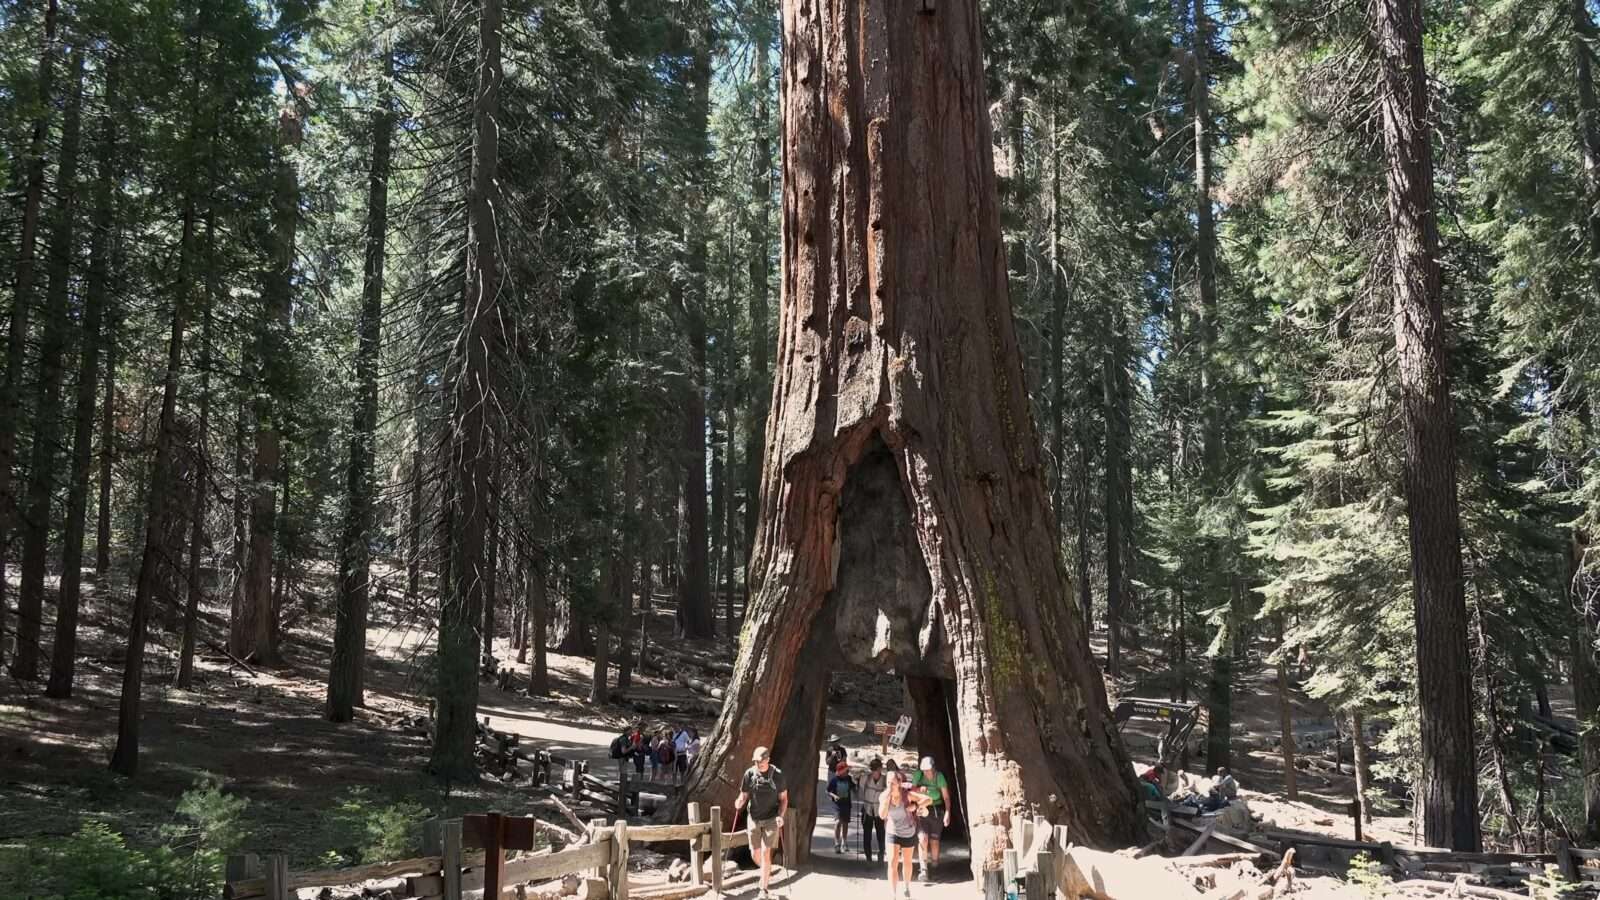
[1373,0,1480,852]
[681,0,1143,881]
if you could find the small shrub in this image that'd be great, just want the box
[163,773,250,854]
[1527,865,1577,900]
[20,822,221,900]
[327,788,427,865]
[1345,851,1392,900]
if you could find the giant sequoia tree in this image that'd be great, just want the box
[682,0,1143,879]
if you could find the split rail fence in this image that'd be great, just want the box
[224,804,805,900]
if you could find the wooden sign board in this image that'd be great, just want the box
[875,723,892,755]
[890,715,912,748]
[463,812,541,851]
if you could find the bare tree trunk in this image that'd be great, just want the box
[1373,0,1480,852]
[528,552,549,695]
[1047,88,1067,536]
[482,483,500,664]
[16,48,84,680]
[407,366,426,605]
[430,0,501,781]
[0,0,59,674]
[238,99,301,666]
[329,63,394,721]
[1275,617,1298,801]
[1103,312,1129,678]
[176,212,217,690]
[48,55,119,698]
[682,1,1143,877]
[95,317,117,577]
[675,13,715,640]
[1349,711,1373,827]
[743,0,774,600]
[109,198,194,777]
[228,398,250,650]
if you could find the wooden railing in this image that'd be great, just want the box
[224,804,805,900]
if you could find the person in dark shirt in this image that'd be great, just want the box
[736,746,789,900]
[827,760,855,854]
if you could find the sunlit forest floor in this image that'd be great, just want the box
[0,564,1581,871]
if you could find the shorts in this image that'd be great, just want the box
[891,833,918,849]
[833,801,851,819]
[917,810,943,838]
[676,756,688,774]
[747,817,780,852]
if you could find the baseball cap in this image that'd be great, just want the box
[920,756,935,771]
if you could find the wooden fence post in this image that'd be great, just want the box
[1002,847,1019,895]
[688,803,704,887]
[708,805,724,897]
[266,853,290,900]
[444,818,464,900]
[783,806,803,875]
[612,820,630,900]
[1556,838,1579,883]
[226,852,260,895]
[1038,843,1057,900]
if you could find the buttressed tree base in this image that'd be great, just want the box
[680,0,1144,882]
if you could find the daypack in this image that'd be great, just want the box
[657,740,675,765]
[610,734,627,759]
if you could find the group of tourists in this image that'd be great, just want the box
[610,723,700,786]
[1138,762,1240,813]
[734,737,949,900]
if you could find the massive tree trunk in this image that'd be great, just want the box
[176,214,217,690]
[430,0,501,781]
[528,550,550,696]
[1373,0,1480,852]
[1274,619,1298,801]
[675,14,715,640]
[0,0,58,674]
[681,1,1143,881]
[329,64,394,722]
[237,100,301,666]
[16,48,84,681]
[1351,710,1374,825]
[48,56,119,698]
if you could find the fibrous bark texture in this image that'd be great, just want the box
[681,0,1143,883]
[1373,0,1480,852]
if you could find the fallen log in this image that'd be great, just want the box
[1393,876,1530,900]
[675,672,725,702]
[205,640,258,677]
[1055,845,1198,900]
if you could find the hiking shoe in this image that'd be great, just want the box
[902,885,911,898]
[921,867,931,884]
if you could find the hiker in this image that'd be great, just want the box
[908,756,950,882]
[825,734,848,770]
[1138,763,1166,802]
[827,760,855,854]
[736,746,789,900]
[674,726,692,785]
[880,769,919,899]
[629,726,648,780]
[860,758,888,864]
[654,729,676,783]
[684,727,702,775]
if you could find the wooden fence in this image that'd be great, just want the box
[224,804,805,900]
[1145,799,1600,888]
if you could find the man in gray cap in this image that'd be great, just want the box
[908,756,950,882]
[736,746,788,899]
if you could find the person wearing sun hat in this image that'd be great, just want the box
[908,756,949,882]
[736,746,788,900]
[826,758,856,853]
[859,757,888,863]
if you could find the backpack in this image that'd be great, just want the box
[657,740,675,765]
[610,734,627,759]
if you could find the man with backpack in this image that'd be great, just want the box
[735,746,788,900]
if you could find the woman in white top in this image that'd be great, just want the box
[880,772,919,898]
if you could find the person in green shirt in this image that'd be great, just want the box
[908,757,949,882]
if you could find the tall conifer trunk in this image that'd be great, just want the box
[1373,0,1480,852]
[16,48,84,680]
[683,2,1143,881]
[0,0,58,673]
[48,55,119,698]
[238,97,301,665]
[431,0,501,780]
[176,214,217,689]
[743,0,773,596]
[329,59,394,721]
